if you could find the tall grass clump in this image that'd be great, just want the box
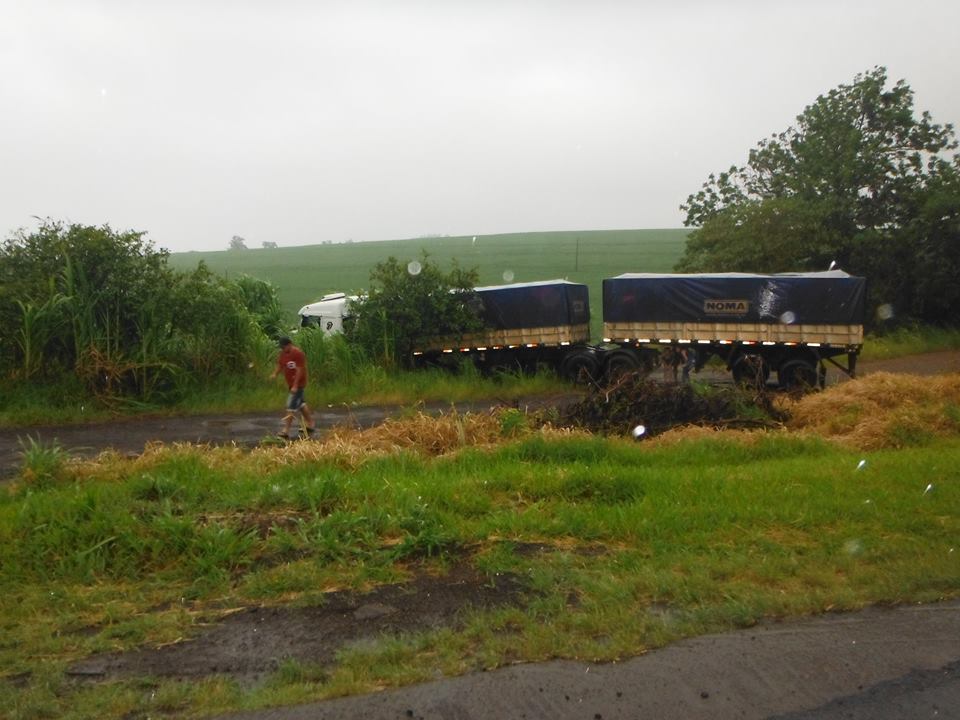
[295,328,369,386]
[0,220,283,414]
[17,436,70,488]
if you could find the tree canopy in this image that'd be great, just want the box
[347,254,481,367]
[677,66,959,325]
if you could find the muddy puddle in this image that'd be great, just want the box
[67,564,526,684]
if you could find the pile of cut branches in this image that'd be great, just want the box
[557,374,786,436]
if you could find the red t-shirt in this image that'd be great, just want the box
[277,346,308,389]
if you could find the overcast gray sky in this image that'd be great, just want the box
[2,0,958,253]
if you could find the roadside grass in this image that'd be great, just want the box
[16,436,70,488]
[1,386,958,719]
[0,363,569,428]
[862,325,960,360]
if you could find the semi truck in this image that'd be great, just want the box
[298,292,357,335]
[299,271,866,390]
[599,271,865,390]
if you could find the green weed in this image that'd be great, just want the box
[17,435,69,488]
[498,408,527,437]
[862,325,960,360]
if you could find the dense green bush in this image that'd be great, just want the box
[0,220,282,403]
[346,254,482,367]
[233,273,286,339]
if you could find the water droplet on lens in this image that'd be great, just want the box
[876,304,894,321]
[407,261,422,276]
[779,311,796,324]
[502,269,515,283]
[843,539,863,556]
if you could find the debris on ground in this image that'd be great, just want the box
[556,374,786,437]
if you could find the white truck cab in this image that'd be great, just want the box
[298,292,356,336]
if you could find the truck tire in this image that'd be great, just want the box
[604,350,642,381]
[731,353,770,389]
[560,350,600,384]
[779,359,819,392]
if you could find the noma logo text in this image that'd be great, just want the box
[704,299,749,315]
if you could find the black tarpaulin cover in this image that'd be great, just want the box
[603,271,866,325]
[474,280,590,330]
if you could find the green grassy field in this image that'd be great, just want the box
[169,229,689,336]
[2,418,957,719]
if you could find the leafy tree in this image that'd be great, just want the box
[229,235,248,251]
[347,254,481,367]
[678,67,959,324]
[898,164,960,320]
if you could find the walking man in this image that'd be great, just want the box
[270,336,316,438]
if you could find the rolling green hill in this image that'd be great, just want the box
[169,229,689,336]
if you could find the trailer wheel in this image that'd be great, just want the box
[560,350,600,385]
[604,351,642,381]
[779,360,819,392]
[731,353,770,389]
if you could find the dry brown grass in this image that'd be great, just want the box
[786,372,960,449]
[251,410,508,469]
[647,424,775,447]
[76,374,960,479]
[74,410,595,479]
[251,410,591,469]
[630,372,960,452]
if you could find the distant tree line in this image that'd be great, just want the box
[678,66,960,327]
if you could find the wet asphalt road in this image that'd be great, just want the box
[0,395,575,478]
[217,601,960,720]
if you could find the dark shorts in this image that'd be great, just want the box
[286,389,306,412]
